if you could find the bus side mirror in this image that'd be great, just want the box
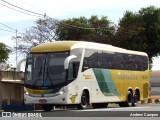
[64,55,77,69]
[73,62,79,78]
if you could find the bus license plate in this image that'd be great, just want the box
[39,99,47,104]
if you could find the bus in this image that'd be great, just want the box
[24,41,150,111]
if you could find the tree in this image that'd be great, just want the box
[18,18,59,53]
[0,62,12,71]
[0,42,10,63]
[0,42,10,65]
[114,6,160,67]
[19,16,116,54]
[56,16,116,44]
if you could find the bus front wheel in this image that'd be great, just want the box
[77,91,89,109]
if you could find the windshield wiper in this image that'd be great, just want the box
[33,66,43,86]
[39,66,43,76]
[45,67,54,86]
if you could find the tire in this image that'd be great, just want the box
[132,94,138,106]
[92,103,108,108]
[77,91,89,109]
[42,104,53,111]
[119,91,133,107]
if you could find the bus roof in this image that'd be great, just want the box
[31,41,79,52]
[31,41,147,56]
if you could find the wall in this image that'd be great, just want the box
[0,71,24,80]
[0,71,24,109]
[150,70,160,95]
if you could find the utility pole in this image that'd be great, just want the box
[15,30,21,70]
[16,29,18,68]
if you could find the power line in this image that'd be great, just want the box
[45,16,115,31]
[1,0,45,17]
[8,1,109,31]
[1,0,115,32]
[1,0,108,31]
[35,16,115,32]
[0,2,42,18]
[0,22,23,35]
[0,28,16,33]
[57,21,115,31]
[18,0,44,14]
[61,22,96,30]
[0,22,16,31]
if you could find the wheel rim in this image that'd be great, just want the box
[128,92,133,106]
[128,94,132,103]
[134,94,138,103]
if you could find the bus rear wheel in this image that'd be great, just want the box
[132,93,138,106]
[77,91,89,109]
[119,91,133,107]
[41,104,53,111]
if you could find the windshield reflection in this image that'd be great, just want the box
[25,52,68,87]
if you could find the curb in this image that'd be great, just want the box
[147,98,160,104]
[141,96,160,104]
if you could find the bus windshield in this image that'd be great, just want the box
[25,52,69,87]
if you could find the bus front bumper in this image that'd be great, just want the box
[24,93,68,105]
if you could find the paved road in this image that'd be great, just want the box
[0,104,160,120]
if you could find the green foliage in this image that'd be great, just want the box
[20,6,160,70]
[0,42,11,63]
[56,16,115,44]
[114,6,160,67]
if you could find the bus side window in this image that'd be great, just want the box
[141,56,148,71]
[82,49,95,71]
[83,59,88,67]
[83,59,89,71]
[68,63,73,80]
[68,61,79,80]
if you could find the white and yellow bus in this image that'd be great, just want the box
[24,41,150,111]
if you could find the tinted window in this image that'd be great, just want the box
[83,49,148,71]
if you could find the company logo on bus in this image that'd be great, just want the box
[118,73,137,80]
[83,74,93,80]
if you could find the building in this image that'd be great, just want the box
[0,71,24,110]
[150,70,160,95]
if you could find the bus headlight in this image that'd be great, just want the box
[57,88,68,95]
[25,91,29,95]
[24,87,29,95]
[59,91,64,95]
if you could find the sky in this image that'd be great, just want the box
[0,0,160,70]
